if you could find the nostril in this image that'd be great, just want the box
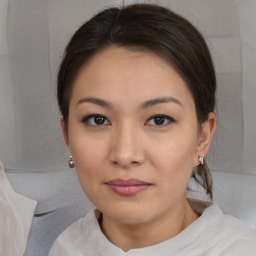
[111,158,141,168]
[112,161,119,166]
[131,161,140,166]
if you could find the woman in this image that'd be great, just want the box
[49,4,256,255]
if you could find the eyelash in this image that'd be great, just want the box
[81,114,175,127]
[81,114,110,126]
[146,114,175,126]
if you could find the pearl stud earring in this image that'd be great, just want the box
[68,155,75,168]
[199,157,204,166]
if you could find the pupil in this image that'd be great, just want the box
[154,116,164,125]
[95,116,105,125]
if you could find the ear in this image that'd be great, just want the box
[60,117,69,146]
[193,112,216,166]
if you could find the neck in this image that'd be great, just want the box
[100,197,199,252]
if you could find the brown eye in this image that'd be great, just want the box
[146,115,175,126]
[82,114,110,126]
[94,116,105,125]
[154,116,165,125]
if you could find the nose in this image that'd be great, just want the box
[109,123,146,169]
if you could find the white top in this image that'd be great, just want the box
[0,161,37,256]
[49,200,256,256]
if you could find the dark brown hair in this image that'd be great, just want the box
[57,4,216,198]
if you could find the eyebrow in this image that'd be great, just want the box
[76,97,112,108]
[76,96,182,109]
[140,97,183,109]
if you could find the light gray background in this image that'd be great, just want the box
[0,0,256,255]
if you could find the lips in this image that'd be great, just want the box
[106,179,151,196]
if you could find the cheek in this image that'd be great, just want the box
[70,139,107,204]
[152,148,194,203]
[149,131,198,187]
[151,135,197,170]
[69,133,108,182]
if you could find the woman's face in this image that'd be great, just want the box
[63,47,214,225]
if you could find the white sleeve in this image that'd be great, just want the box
[0,161,37,256]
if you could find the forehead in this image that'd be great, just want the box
[70,46,195,109]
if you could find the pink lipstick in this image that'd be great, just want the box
[106,179,151,196]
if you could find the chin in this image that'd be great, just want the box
[101,203,154,226]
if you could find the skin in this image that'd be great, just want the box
[61,46,216,252]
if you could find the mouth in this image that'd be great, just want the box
[105,178,152,196]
